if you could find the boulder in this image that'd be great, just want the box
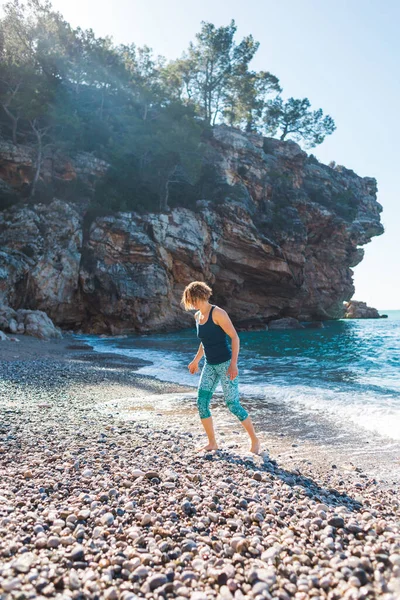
[0,304,62,339]
[268,317,305,330]
[8,317,18,333]
[16,309,62,340]
[343,300,383,319]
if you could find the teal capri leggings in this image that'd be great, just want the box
[197,359,249,422]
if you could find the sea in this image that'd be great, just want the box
[77,310,400,481]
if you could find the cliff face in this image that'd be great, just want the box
[0,126,383,333]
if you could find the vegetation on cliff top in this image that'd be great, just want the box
[0,0,336,213]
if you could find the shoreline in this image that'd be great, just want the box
[1,335,400,599]
[1,334,400,486]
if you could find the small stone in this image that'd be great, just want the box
[328,516,345,528]
[70,544,85,561]
[43,583,56,596]
[23,470,33,479]
[13,554,34,573]
[190,593,208,600]
[104,587,119,600]
[101,512,114,526]
[353,568,368,586]
[92,526,103,538]
[349,575,362,587]
[133,566,149,578]
[181,539,197,552]
[217,571,228,585]
[47,535,60,548]
[61,535,75,546]
[145,471,160,480]
[132,469,145,478]
[2,578,21,592]
[148,574,168,590]
[181,501,193,514]
[323,537,335,550]
[141,513,152,526]
[261,547,280,561]
[219,585,233,599]
[346,521,363,534]
[69,570,81,590]
[252,581,269,594]
[181,571,197,582]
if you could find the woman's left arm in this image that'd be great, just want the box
[214,308,240,380]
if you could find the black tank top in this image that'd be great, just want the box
[196,305,232,365]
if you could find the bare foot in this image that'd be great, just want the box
[195,442,219,452]
[250,437,261,454]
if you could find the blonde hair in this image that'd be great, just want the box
[181,281,212,310]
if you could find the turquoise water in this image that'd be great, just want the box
[80,311,400,442]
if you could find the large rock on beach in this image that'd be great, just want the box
[0,304,61,339]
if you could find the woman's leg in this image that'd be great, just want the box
[219,361,261,454]
[240,417,261,454]
[196,361,220,451]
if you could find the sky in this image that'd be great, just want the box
[2,0,399,309]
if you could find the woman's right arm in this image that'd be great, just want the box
[188,343,204,374]
[188,313,204,373]
[193,311,204,361]
[194,343,204,362]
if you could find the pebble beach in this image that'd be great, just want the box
[1,336,400,600]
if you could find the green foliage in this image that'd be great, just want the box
[224,69,281,131]
[0,0,338,216]
[264,96,336,148]
[308,154,320,164]
[165,20,263,127]
[93,152,159,213]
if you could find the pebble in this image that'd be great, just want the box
[141,513,152,526]
[104,587,119,600]
[47,535,60,548]
[69,544,85,561]
[148,574,168,590]
[390,554,400,566]
[0,354,399,600]
[101,512,114,526]
[2,578,21,591]
[328,516,345,528]
[181,540,198,552]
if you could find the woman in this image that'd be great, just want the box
[181,281,261,454]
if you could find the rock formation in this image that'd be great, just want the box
[0,125,384,333]
[0,305,62,340]
[343,301,386,319]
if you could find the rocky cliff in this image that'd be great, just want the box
[0,125,383,333]
[344,301,387,319]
